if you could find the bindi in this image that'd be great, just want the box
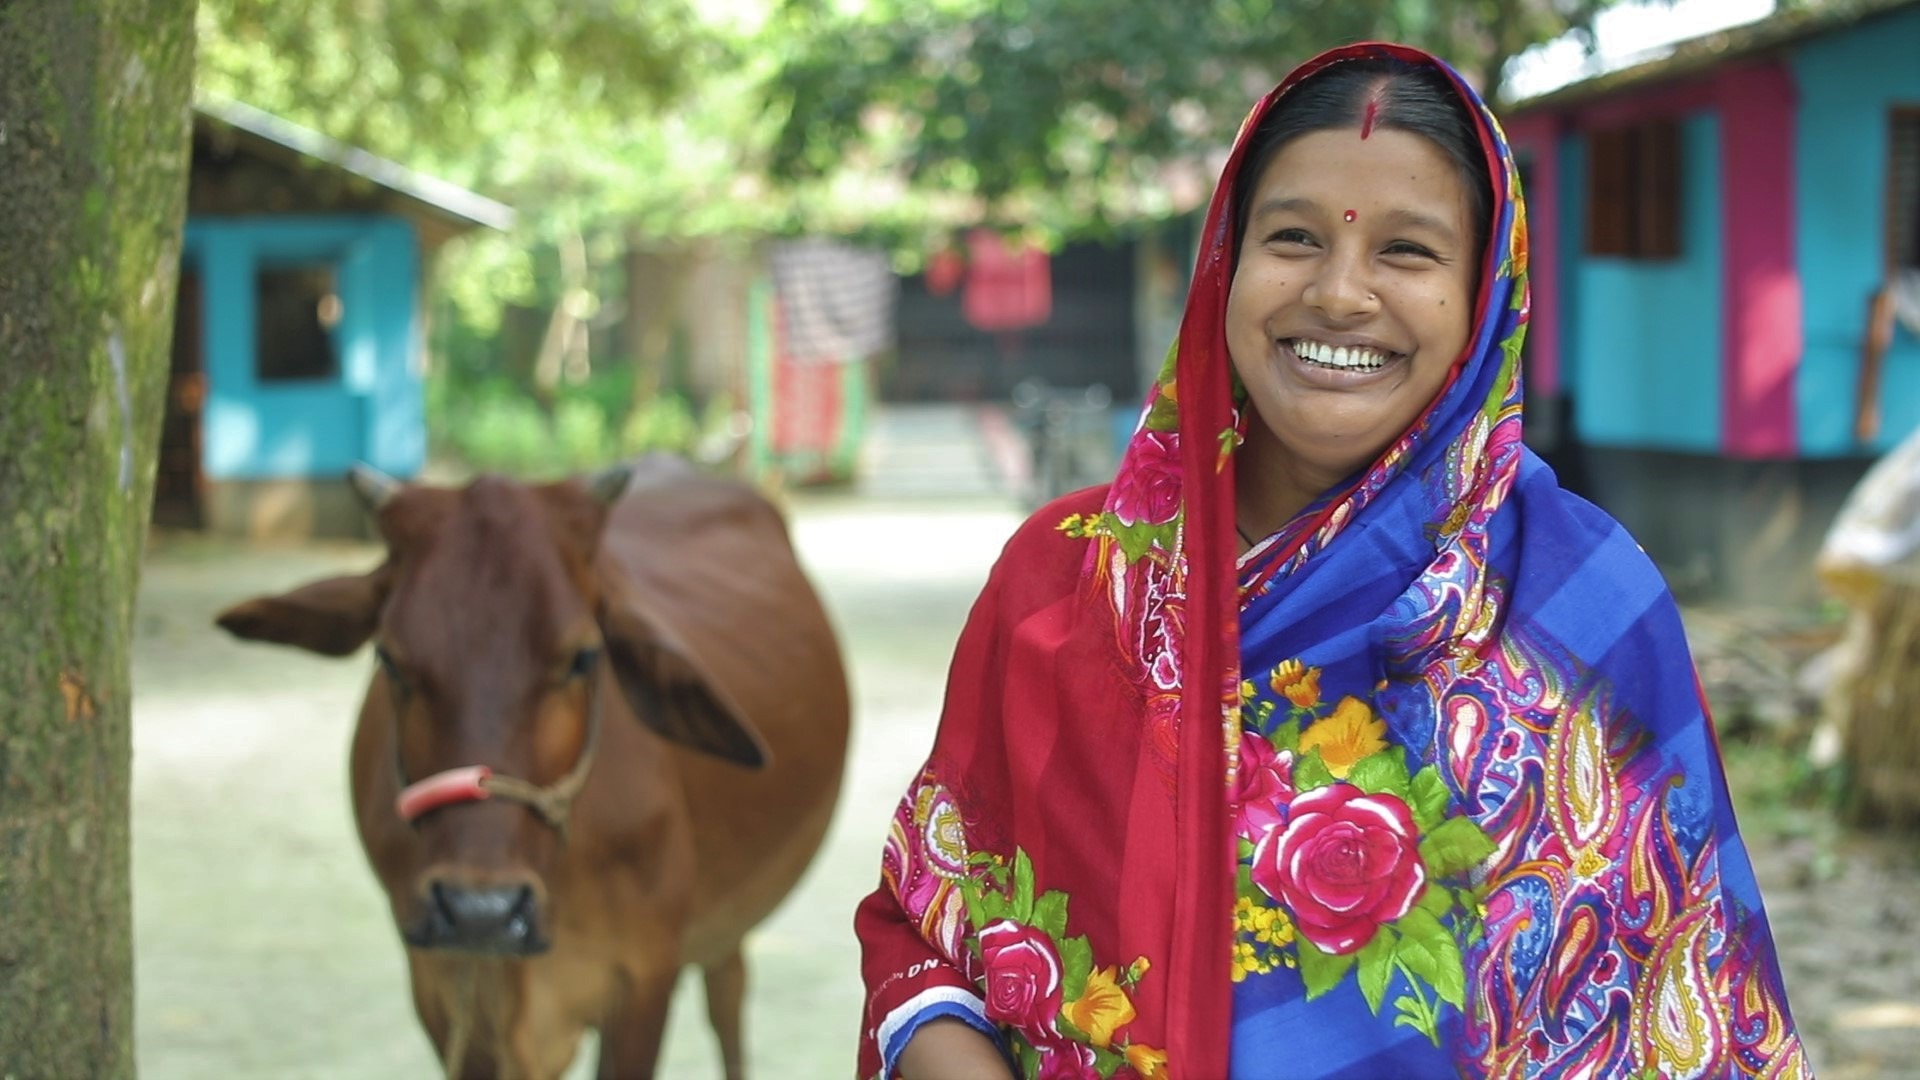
[1343,210,1357,222]
[1361,99,1380,140]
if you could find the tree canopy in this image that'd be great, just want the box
[763,0,1645,231]
[198,0,1648,245]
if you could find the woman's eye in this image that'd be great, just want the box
[1270,228,1315,247]
[567,648,602,680]
[1384,241,1437,259]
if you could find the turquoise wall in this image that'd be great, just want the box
[1565,113,1724,450]
[183,218,423,480]
[1793,3,1920,456]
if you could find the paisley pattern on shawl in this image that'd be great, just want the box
[854,41,1806,1080]
[1216,48,1808,1078]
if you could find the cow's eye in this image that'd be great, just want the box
[374,645,407,690]
[568,647,602,681]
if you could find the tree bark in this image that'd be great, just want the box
[0,1,196,1074]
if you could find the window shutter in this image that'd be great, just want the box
[1587,127,1636,257]
[1584,121,1682,259]
[1636,120,1681,259]
[1891,109,1920,269]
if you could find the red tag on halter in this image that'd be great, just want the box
[397,765,494,822]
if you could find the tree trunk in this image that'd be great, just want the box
[0,1,196,1074]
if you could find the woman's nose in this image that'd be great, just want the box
[1303,250,1377,321]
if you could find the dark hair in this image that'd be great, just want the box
[1232,58,1494,263]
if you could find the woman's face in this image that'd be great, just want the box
[1226,126,1478,490]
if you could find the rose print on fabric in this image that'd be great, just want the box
[981,920,1067,1031]
[1109,430,1182,526]
[1035,1040,1099,1080]
[1252,784,1425,955]
[1054,364,1191,567]
[1232,659,1499,1045]
[1231,728,1294,841]
[962,848,1165,1079]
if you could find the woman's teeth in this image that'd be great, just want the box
[1292,339,1391,371]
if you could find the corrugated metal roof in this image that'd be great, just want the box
[194,96,515,232]
[1505,0,1920,116]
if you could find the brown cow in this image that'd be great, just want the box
[215,455,850,1079]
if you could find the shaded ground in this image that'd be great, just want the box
[130,489,1920,1077]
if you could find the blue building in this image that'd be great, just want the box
[1501,0,1920,604]
[158,99,512,538]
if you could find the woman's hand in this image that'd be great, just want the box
[896,1017,1015,1079]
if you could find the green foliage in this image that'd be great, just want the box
[1415,881,1454,920]
[1032,890,1070,943]
[1296,935,1357,1000]
[1355,927,1397,1012]
[426,372,716,478]
[196,0,711,180]
[1392,908,1467,1010]
[1346,747,1413,801]
[199,0,1652,250]
[1011,847,1037,923]
[1417,815,1500,879]
[1057,930,1095,1003]
[1408,766,1453,833]
[1292,749,1336,792]
[764,0,1656,229]
[1270,717,1302,754]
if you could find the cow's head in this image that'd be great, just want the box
[215,464,767,955]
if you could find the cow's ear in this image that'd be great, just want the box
[599,602,770,769]
[215,572,386,657]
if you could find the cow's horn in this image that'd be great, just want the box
[347,463,402,513]
[585,463,633,507]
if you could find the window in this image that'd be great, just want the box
[256,264,341,382]
[1891,108,1920,270]
[1585,120,1680,259]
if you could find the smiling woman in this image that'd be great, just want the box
[858,42,1810,1080]
[1225,59,1491,542]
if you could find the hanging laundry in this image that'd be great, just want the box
[924,247,965,297]
[768,238,898,365]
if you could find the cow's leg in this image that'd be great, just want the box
[703,949,748,1080]
[595,965,678,1080]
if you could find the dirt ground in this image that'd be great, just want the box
[129,493,1920,1078]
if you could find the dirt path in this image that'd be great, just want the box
[1722,744,1920,1079]
[129,495,1919,1077]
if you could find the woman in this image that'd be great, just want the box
[857,42,1807,1079]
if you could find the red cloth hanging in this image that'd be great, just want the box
[962,230,1052,332]
[770,299,844,459]
[925,248,965,297]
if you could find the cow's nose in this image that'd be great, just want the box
[416,882,546,955]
